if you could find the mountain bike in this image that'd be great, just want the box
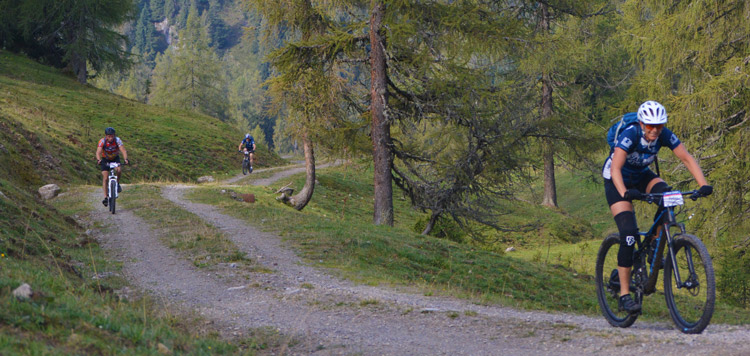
[106,162,122,214]
[240,150,253,175]
[595,190,714,334]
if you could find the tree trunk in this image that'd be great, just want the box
[539,3,557,208]
[290,133,315,211]
[421,212,440,235]
[73,53,87,84]
[369,0,393,226]
[542,137,557,207]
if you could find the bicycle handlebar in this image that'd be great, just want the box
[635,190,704,204]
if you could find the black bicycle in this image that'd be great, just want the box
[595,190,714,334]
[240,150,253,175]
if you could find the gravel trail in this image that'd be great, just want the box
[87,164,750,355]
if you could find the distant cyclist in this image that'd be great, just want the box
[96,127,129,206]
[238,133,256,170]
[601,101,711,314]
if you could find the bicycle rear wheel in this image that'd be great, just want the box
[663,234,715,334]
[595,233,638,328]
[109,180,117,214]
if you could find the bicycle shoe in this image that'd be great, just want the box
[117,183,123,193]
[618,294,641,314]
[102,198,108,207]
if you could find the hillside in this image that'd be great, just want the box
[0,52,288,354]
[0,51,283,189]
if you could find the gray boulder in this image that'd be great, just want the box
[197,176,215,183]
[38,184,61,200]
[12,283,32,300]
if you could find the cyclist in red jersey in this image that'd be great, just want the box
[96,127,129,206]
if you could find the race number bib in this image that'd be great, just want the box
[663,191,684,207]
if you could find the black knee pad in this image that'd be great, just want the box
[614,211,638,268]
[651,182,671,222]
[651,181,671,193]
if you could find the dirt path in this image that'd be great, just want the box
[87,165,750,355]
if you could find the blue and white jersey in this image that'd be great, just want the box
[241,136,255,150]
[602,125,681,185]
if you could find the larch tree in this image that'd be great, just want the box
[619,0,750,306]
[506,0,618,207]
[246,0,343,211]
[150,8,228,119]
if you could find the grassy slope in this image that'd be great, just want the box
[188,163,749,324]
[0,52,288,354]
[0,51,284,188]
[189,165,602,314]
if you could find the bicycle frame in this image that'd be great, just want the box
[634,190,698,296]
[108,162,120,200]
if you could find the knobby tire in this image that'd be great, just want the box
[663,234,715,334]
[242,160,248,175]
[596,233,638,328]
[109,180,117,214]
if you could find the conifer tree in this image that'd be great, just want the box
[150,8,228,119]
[619,0,750,305]
[10,0,135,84]
[151,0,165,20]
[499,0,619,207]
[135,5,159,65]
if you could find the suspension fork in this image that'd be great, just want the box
[663,207,694,288]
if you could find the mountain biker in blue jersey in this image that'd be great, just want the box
[601,101,712,314]
[96,127,129,206]
[238,133,256,170]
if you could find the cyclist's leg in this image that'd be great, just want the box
[605,178,638,297]
[613,203,637,297]
[249,152,254,166]
[100,159,110,198]
[646,177,670,220]
[101,170,108,197]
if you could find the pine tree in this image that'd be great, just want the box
[151,0,165,20]
[135,5,159,65]
[150,8,228,118]
[9,0,135,84]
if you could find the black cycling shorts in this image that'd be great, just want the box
[100,157,121,172]
[604,169,659,206]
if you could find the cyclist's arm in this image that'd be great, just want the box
[252,143,256,151]
[120,146,128,163]
[672,143,708,187]
[610,147,628,197]
[96,146,103,163]
[238,142,243,151]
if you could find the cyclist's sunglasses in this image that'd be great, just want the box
[642,123,664,130]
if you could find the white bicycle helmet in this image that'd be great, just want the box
[637,101,668,124]
[245,133,251,139]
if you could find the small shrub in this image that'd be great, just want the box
[413,216,467,243]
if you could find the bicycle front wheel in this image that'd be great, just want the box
[109,180,117,214]
[596,233,638,328]
[242,160,248,175]
[663,234,715,334]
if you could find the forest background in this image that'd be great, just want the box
[2,0,750,307]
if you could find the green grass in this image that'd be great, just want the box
[185,163,750,324]
[0,53,292,355]
[0,179,295,355]
[186,164,601,313]
[0,51,285,189]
